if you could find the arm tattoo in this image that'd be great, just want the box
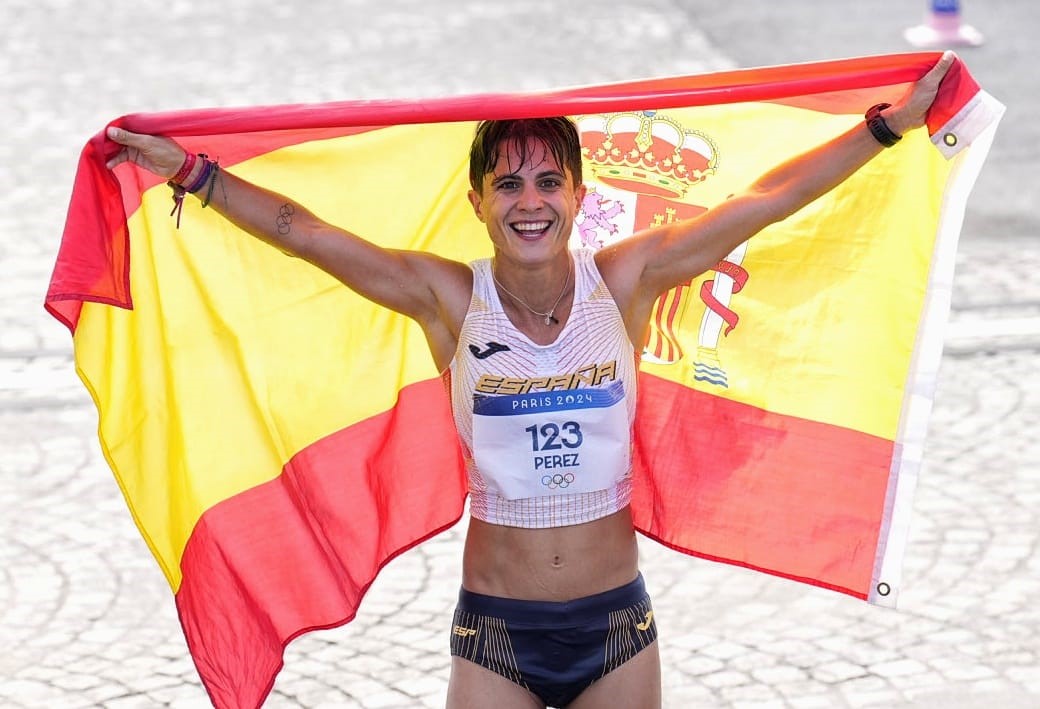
[276,203,295,235]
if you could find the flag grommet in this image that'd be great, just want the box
[876,582,891,596]
[944,133,958,147]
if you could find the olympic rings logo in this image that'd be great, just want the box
[276,204,295,235]
[541,473,575,489]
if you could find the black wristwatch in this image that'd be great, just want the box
[865,103,902,148]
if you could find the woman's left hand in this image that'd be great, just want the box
[885,51,957,137]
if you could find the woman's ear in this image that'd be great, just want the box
[468,188,485,222]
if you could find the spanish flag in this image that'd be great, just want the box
[46,53,1002,708]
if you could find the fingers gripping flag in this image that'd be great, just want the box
[46,53,1002,708]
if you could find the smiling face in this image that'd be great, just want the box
[468,137,586,267]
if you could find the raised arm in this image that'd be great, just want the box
[105,127,471,367]
[599,51,956,327]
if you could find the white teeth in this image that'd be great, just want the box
[513,221,551,232]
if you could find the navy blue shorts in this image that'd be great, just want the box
[449,574,657,707]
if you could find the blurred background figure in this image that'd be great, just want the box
[905,0,985,48]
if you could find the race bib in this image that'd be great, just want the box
[472,381,629,500]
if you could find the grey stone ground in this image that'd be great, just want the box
[2,1,1037,707]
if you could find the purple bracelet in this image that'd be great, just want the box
[184,158,215,193]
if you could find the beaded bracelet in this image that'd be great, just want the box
[201,162,221,208]
[865,103,902,148]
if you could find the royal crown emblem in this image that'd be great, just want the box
[575,110,744,382]
[577,111,718,199]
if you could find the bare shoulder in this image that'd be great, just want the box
[404,249,472,284]
[594,231,658,312]
[401,250,473,326]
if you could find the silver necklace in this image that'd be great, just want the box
[492,260,572,326]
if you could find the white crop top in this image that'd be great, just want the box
[446,248,638,528]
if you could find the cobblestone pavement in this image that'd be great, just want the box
[2,1,1038,707]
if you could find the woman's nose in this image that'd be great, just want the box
[517,182,543,210]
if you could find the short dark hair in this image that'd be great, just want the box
[468,117,583,192]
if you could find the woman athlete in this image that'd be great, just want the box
[106,52,954,709]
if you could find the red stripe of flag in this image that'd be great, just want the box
[174,378,465,708]
[633,374,893,598]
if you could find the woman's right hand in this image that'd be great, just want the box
[105,126,187,179]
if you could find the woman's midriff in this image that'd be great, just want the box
[461,506,639,601]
